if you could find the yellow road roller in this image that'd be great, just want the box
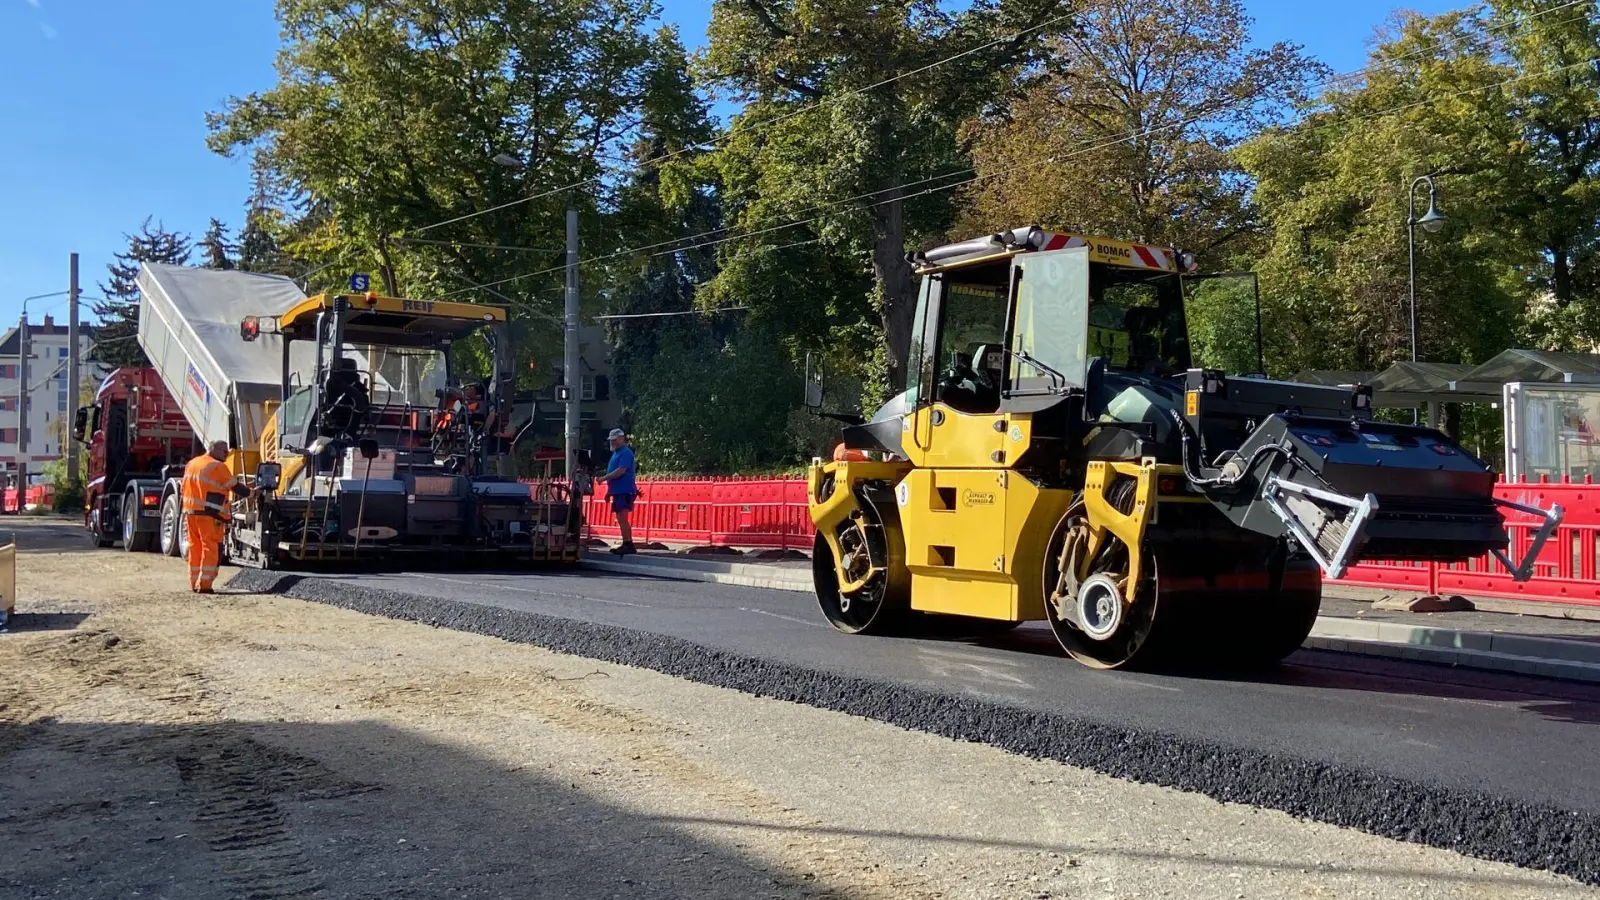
[804,227,1562,669]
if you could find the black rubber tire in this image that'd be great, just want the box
[122,494,155,553]
[91,504,115,548]
[159,493,183,557]
[814,529,907,635]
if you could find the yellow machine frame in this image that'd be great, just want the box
[808,230,1200,626]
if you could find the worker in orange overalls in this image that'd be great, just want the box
[181,440,241,593]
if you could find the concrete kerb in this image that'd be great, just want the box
[583,552,1600,684]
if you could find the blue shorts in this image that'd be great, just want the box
[610,493,636,513]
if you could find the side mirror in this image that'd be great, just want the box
[357,438,380,460]
[254,462,282,492]
[71,407,89,443]
[803,352,825,411]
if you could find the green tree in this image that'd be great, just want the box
[208,0,671,314]
[961,0,1326,253]
[200,218,236,270]
[94,218,191,368]
[692,0,1063,390]
[1240,1,1600,375]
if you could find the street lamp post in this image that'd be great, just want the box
[1406,175,1448,364]
[1407,175,1447,427]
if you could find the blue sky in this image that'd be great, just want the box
[0,0,1459,325]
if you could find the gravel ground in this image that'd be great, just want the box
[1,519,1594,899]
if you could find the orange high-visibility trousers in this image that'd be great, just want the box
[185,515,224,592]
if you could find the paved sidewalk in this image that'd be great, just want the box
[584,547,1600,684]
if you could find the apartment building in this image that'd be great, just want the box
[0,315,104,474]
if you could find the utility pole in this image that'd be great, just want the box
[67,252,80,488]
[15,309,27,510]
[563,208,581,470]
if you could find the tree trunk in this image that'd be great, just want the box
[869,190,916,392]
[377,237,401,298]
[1553,247,1573,307]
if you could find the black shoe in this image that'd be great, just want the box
[619,542,637,556]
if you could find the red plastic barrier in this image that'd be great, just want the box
[567,474,1600,608]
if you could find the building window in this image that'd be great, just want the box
[0,398,13,411]
[58,347,68,358]
[1,429,16,444]
[581,376,596,402]
[0,365,13,379]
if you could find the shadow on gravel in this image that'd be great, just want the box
[3,612,91,633]
[1,719,1582,898]
[0,719,868,899]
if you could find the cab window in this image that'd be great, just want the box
[1089,268,1191,374]
[933,279,1008,414]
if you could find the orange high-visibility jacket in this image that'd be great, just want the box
[181,455,236,519]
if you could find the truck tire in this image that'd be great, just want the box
[122,493,156,553]
[159,493,183,557]
[90,502,114,549]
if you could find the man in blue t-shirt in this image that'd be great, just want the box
[599,428,637,555]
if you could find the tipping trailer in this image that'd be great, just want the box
[120,263,316,557]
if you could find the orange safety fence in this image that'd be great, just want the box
[2,485,54,513]
[563,474,1600,607]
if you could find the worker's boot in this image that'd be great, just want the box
[610,541,637,556]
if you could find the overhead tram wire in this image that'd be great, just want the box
[578,50,1600,271]
[409,11,1078,236]
[416,0,1588,255]
[447,51,1600,301]
[432,10,1600,303]
[606,4,1600,264]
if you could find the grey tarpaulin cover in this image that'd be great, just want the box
[136,263,315,450]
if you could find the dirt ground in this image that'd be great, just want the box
[1,518,1594,900]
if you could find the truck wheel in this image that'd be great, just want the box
[90,504,114,549]
[122,494,155,553]
[159,494,183,557]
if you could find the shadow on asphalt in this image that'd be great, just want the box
[0,719,1580,896]
[0,518,102,555]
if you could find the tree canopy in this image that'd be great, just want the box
[81,0,1600,472]
[94,218,192,368]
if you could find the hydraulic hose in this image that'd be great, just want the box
[1168,409,1289,491]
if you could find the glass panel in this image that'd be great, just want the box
[1089,268,1190,375]
[342,345,450,407]
[934,279,1008,414]
[1010,249,1090,391]
[906,276,934,408]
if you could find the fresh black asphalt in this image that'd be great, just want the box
[231,565,1600,885]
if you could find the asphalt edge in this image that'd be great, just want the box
[230,567,1600,887]
[583,556,1600,684]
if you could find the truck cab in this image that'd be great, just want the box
[76,367,201,551]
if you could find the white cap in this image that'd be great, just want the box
[608,428,626,441]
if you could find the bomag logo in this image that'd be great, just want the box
[1095,242,1132,260]
[402,300,436,313]
[962,489,996,507]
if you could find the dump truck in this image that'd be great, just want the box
[87,263,581,568]
[76,366,202,551]
[804,227,1563,669]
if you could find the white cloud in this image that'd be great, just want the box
[39,23,56,39]
[25,0,42,9]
